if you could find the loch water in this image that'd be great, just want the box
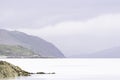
[1,59,120,80]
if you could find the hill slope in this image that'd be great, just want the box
[90,46,120,58]
[0,29,64,58]
[73,47,120,58]
[0,44,40,58]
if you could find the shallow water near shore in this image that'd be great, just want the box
[1,59,120,80]
[15,74,120,80]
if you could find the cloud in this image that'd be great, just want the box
[1,0,120,57]
[0,0,120,29]
[17,14,120,57]
[21,14,120,37]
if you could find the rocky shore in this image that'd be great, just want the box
[0,61,55,79]
[0,61,30,78]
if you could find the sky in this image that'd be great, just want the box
[0,0,120,57]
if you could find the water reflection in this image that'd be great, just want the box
[16,74,47,80]
[1,74,120,80]
[1,59,120,80]
[0,77,16,80]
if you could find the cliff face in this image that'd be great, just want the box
[0,29,65,58]
[0,61,30,78]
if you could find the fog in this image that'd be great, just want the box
[17,14,120,57]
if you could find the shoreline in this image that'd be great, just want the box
[0,61,55,79]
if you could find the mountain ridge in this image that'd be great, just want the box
[0,29,64,58]
[72,46,120,58]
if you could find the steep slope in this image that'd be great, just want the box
[0,29,64,58]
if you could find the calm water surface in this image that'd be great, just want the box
[1,59,120,80]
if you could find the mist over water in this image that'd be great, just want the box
[1,59,120,80]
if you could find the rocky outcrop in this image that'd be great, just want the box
[0,61,30,78]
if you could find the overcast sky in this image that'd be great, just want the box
[0,0,120,57]
[0,0,120,29]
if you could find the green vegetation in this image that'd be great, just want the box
[0,44,39,57]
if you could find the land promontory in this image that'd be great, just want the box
[0,61,30,78]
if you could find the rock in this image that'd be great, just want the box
[48,72,56,74]
[36,72,56,74]
[0,61,30,78]
[36,72,46,74]
[51,72,55,74]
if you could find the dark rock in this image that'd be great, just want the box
[36,72,46,74]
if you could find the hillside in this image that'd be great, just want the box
[73,46,120,58]
[0,45,40,58]
[90,46,120,58]
[0,29,64,58]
